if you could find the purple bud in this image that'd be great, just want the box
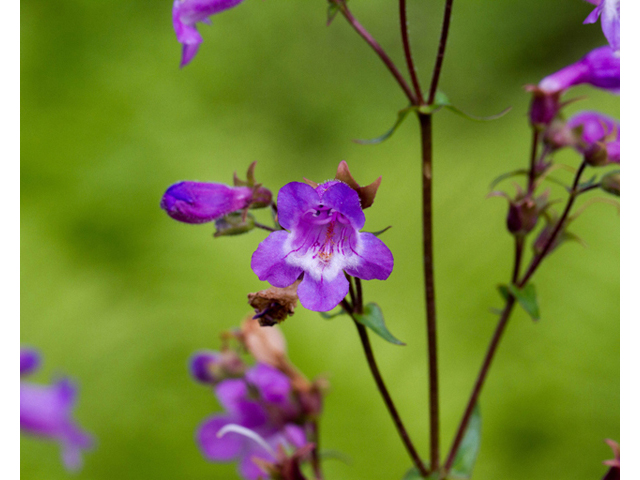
[567,111,620,165]
[538,46,620,95]
[161,182,271,224]
[527,86,562,126]
[507,197,539,235]
[190,350,245,384]
[21,349,41,377]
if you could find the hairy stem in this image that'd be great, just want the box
[310,420,323,480]
[399,0,424,104]
[427,0,455,104]
[335,1,418,104]
[419,112,440,471]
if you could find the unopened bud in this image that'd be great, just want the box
[527,86,561,127]
[189,350,245,384]
[507,197,539,235]
[601,172,620,196]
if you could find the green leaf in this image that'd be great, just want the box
[353,303,405,345]
[319,309,346,320]
[426,90,511,122]
[488,169,528,190]
[369,225,392,237]
[497,284,541,321]
[402,466,438,480]
[326,2,340,26]
[354,106,417,145]
[450,405,482,479]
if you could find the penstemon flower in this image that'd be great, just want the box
[538,46,620,95]
[173,0,246,67]
[161,181,272,224]
[251,180,394,312]
[584,0,620,52]
[196,363,307,480]
[20,349,94,471]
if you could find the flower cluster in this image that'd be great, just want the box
[20,349,94,471]
[191,320,326,480]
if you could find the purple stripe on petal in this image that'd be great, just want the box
[21,349,41,377]
[276,182,320,231]
[251,231,303,288]
[345,232,394,281]
[320,182,366,230]
[297,270,350,312]
[198,415,245,461]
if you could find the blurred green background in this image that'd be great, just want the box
[21,1,619,479]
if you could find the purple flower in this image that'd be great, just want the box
[196,363,306,480]
[161,181,271,224]
[584,0,620,52]
[251,181,394,312]
[567,111,620,164]
[20,350,93,471]
[173,0,246,67]
[538,46,620,95]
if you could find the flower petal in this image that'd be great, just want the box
[215,379,248,412]
[345,232,394,281]
[601,0,620,51]
[297,270,349,312]
[276,182,320,231]
[197,415,245,461]
[583,2,604,24]
[320,182,365,230]
[238,446,273,480]
[251,231,303,288]
[178,0,246,25]
[245,364,291,406]
[283,423,307,448]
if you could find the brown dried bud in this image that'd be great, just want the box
[507,197,539,235]
[248,280,300,326]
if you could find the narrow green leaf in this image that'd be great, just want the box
[445,104,512,122]
[326,3,340,26]
[353,303,405,345]
[450,405,482,479]
[509,283,540,321]
[354,107,417,145]
[369,225,392,237]
[497,284,511,302]
[319,309,346,320]
[488,169,528,189]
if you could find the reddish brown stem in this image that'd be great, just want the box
[400,0,424,104]
[427,0,455,104]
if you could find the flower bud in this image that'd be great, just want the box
[538,46,620,95]
[601,172,620,196]
[161,181,272,224]
[507,197,539,235]
[527,86,562,127]
[20,349,41,377]
[566,111,620,166]
[189,350,245,384]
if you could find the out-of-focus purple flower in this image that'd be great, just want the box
[21,349,41,376]
[190,350,245,384]
[602,439,620,480]
[161,181,272,224]
[20,351,93,471]
[197,363,306,480]
[567,111,620,164]
[173,0,246,67]
[538,46,620,95]
[251,180,394,312]
[584,0,620,52]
